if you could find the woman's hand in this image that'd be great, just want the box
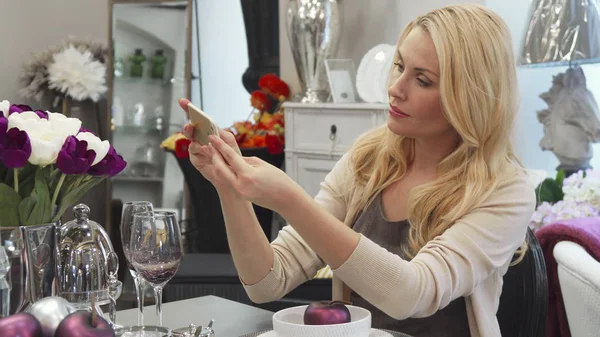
[207,134,304,213]
[178,98,241,193]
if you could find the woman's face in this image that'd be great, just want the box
[387,27,455,140]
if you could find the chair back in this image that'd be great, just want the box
[554,240,600,337]
[497,227,548,337]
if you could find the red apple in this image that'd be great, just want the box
[0,312,43,337]
[54,311,115,337]
[303,301,351,325]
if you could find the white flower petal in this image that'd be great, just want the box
[7,111,42,132]
[28,138,62,166]
[76,132,110,165]
[48,112,81,137]
[0,100,9,116]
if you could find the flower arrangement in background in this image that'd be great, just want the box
[530,169,600,230]
[20,39,108,105]
[161,73,291,158]
[161,132,190,159]
[0,100,126,227]
[228,74,290,154]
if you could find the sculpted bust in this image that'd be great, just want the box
[537,66,600,171]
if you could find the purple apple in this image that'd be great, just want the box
[0,312,43,337]
[54,311,115,337]
[303,301,351,325]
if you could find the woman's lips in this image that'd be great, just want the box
[389,105,409,118]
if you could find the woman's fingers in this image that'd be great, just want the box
[183,124,195,139]
[218,128,241,154]
[209,135,248,173]
[178,98,191,112]
[208,144,238,185]
[188,141,204,156]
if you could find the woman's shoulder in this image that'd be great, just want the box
[486,166,537,209]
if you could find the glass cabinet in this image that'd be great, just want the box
[107,0,192,215]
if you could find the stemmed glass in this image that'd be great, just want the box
[120,201,153,327]
[129,211,183,327]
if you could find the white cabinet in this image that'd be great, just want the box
[283,102,388,197]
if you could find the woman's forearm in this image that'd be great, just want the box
[278,185,361,269]
[218,189,274,285]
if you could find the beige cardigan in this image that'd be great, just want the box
[243,153,536,337]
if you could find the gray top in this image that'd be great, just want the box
[349,193,471,337]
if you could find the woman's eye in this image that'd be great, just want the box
[417,78,431,87]
[394,62,404,72]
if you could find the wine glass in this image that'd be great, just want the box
[120,201,153,326]
[130,211,183,327]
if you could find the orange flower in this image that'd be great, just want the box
[252,134,267,148]
[174,138,191,158]
[258,74,280,90]
[250,90,272,111]
[266,132,284,154]
[259,74,290,101]
[271,80,290,101]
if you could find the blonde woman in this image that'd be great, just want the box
[180,4,535,337]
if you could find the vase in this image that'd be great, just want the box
[240,0,280,93]
[286,0,342,103]
[0,223,58,314]
[150,49,167,79]
[169,148,284,253]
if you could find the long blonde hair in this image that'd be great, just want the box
[347,4,524,259]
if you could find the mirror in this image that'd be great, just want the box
[107,0,192,217]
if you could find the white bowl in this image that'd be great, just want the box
[272,305,372,337]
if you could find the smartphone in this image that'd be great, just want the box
[187,102,218,145]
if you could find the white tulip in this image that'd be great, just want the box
[7,111,81,166]
[47,112,83,137]
[0,100,9,116]
[76,132,110,166]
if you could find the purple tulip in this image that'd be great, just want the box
[9,104,32,114]
[88,145,126,176]
[0,116,7,136]
[0,128,32,168]
[33,109,48,119]
[78,127,94,134]
[8,104,48,119]
[56,136,97,175]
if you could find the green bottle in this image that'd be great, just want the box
[129,49,146,78]
[150,50,168,79]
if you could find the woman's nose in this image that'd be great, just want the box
[388,76,407,101]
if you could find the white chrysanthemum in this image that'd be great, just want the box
[47,44,107,102]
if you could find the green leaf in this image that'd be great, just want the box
[18,164,38,196]
[52,176,105,222]
[0,182,22,227]
[0,164,7,184]
[536,178,564,205]
[18,196,37,224]
[26,167,52,225]
[3,168,13,186]
[555,169,566,188]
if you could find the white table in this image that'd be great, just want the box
[116,295,273,337]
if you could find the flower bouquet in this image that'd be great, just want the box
[229,73,290,155]
[0,100,126,227]
[161,73,290,159]
[530,169,600,230]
